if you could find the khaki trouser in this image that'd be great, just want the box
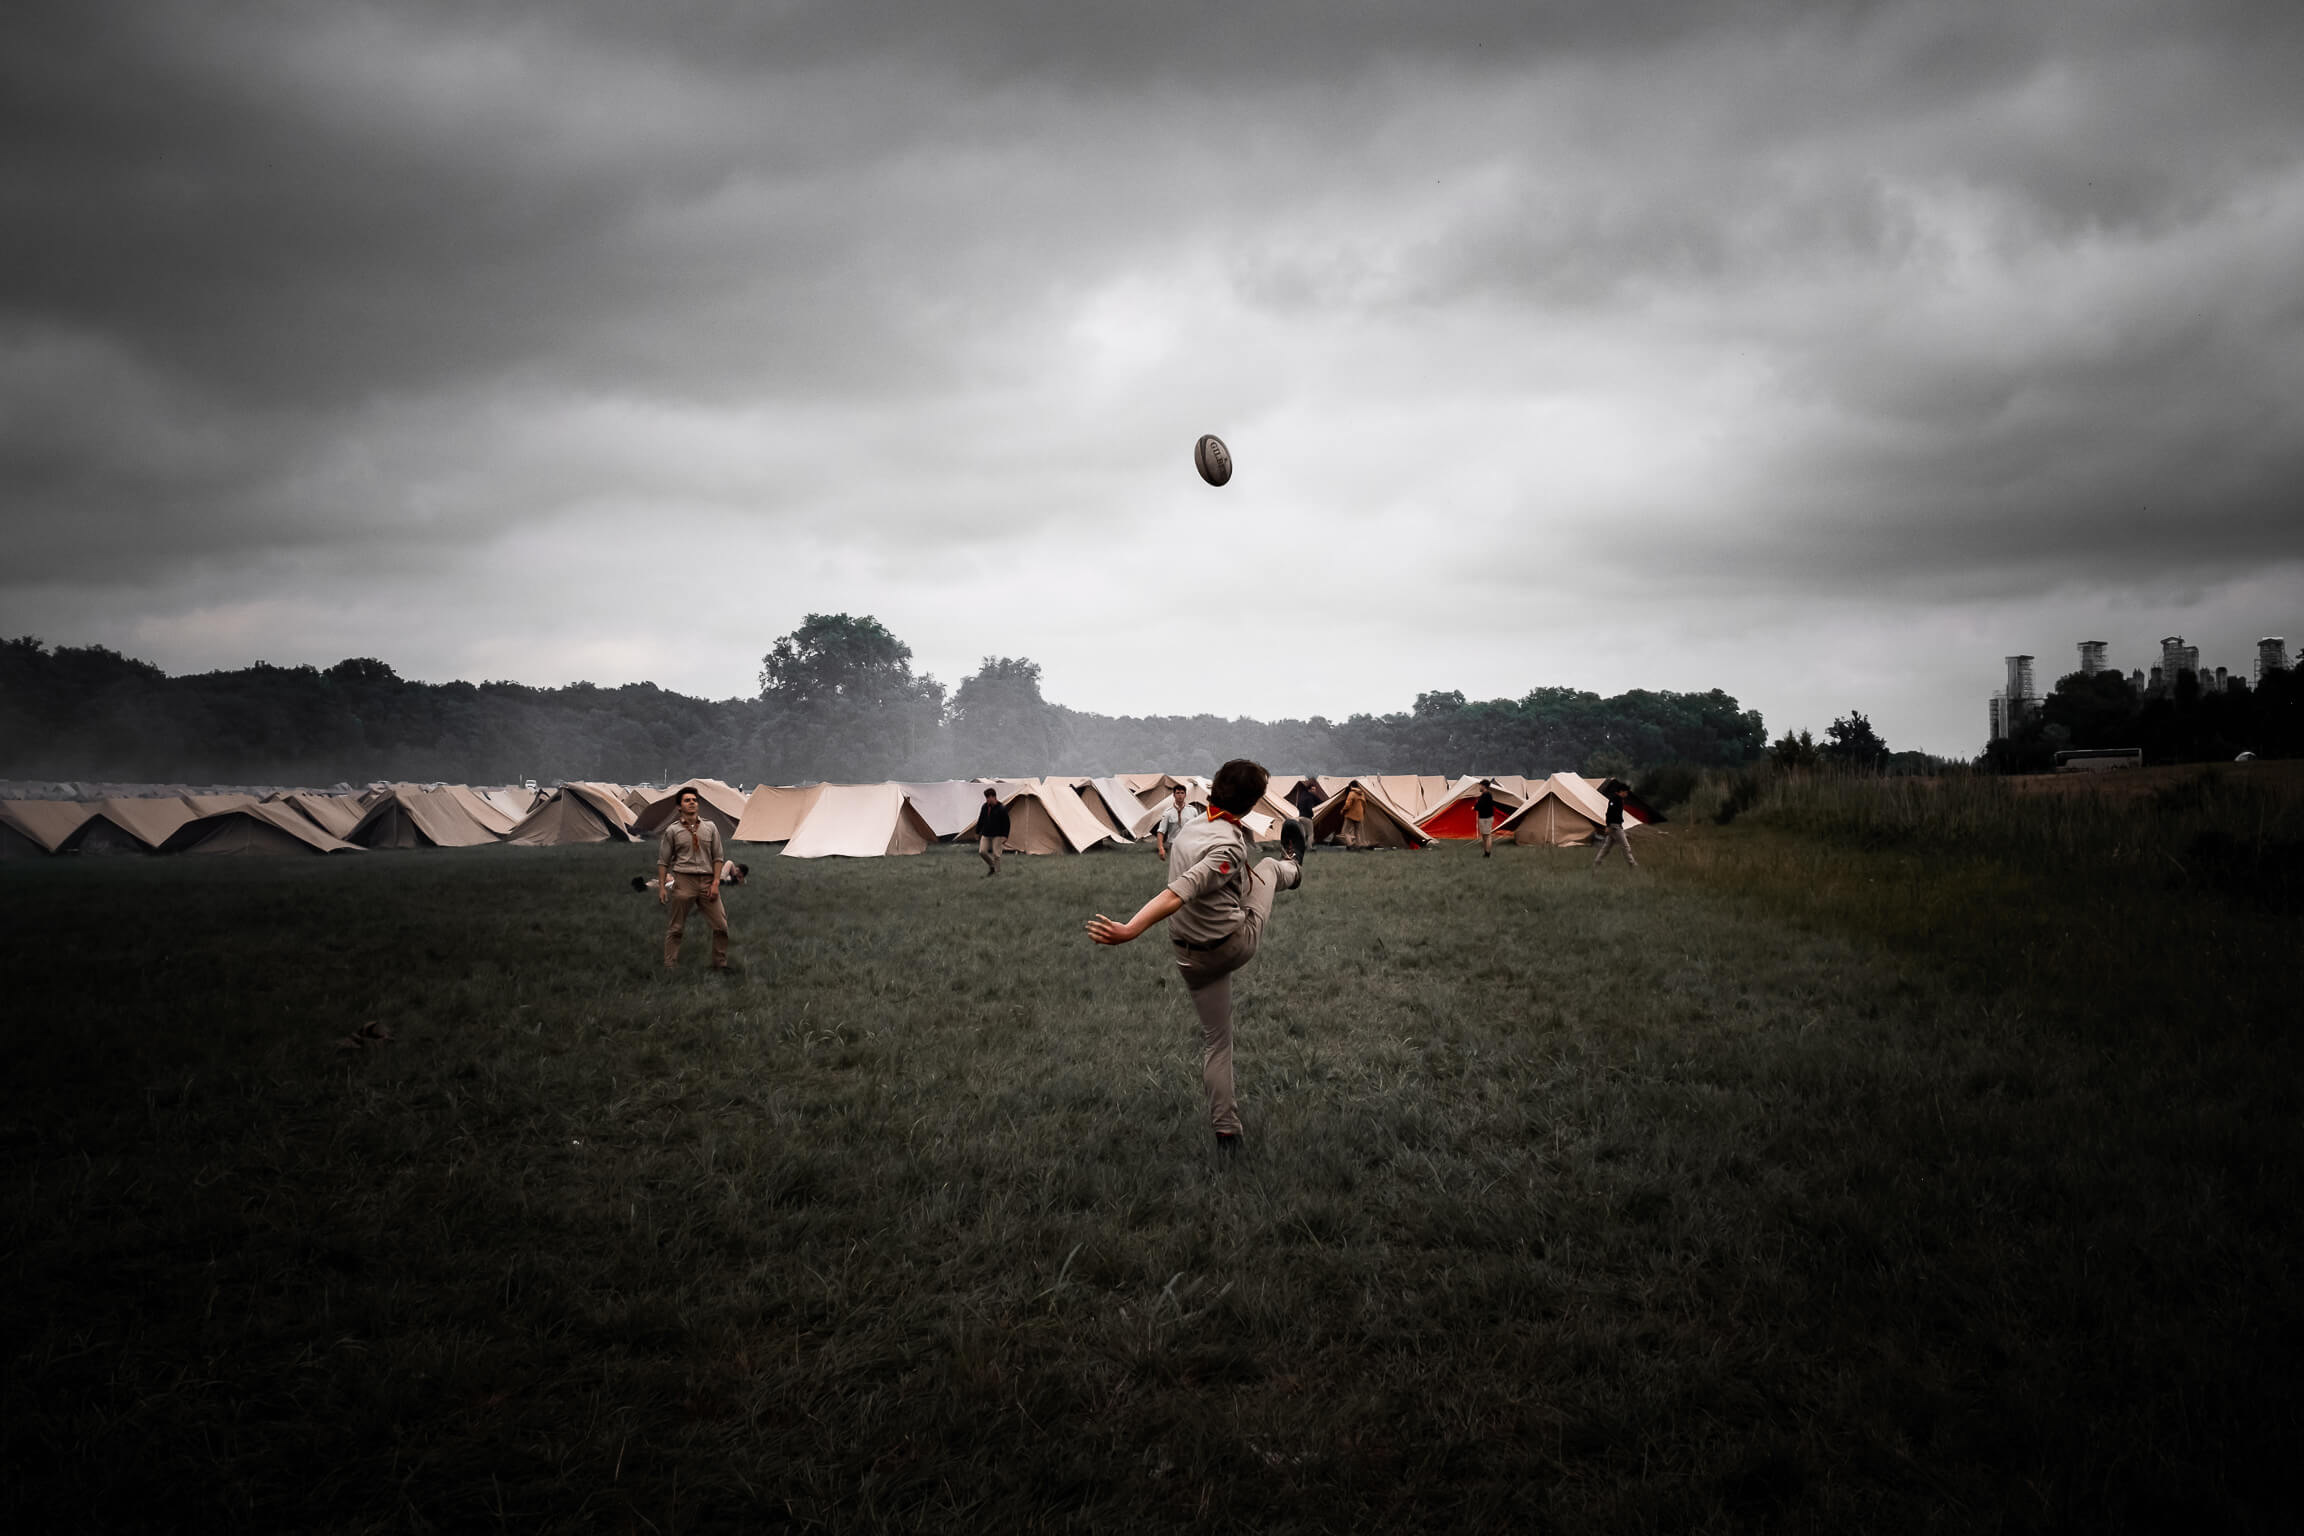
[978,834,1006,873]
[1592,825,1636,868]
[1171,855,1300,1138]
[664,872,730,966]
[1476,814,1494,854]
[1343,814,1363,849]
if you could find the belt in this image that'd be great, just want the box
[1171,932,1235,952]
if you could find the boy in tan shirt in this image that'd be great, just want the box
[1086,759,1303,1149]
[656,787,731,969]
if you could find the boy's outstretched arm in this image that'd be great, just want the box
[1086,889,1182,945]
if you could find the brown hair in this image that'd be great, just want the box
[1208,758,1269,816]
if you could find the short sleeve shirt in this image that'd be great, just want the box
[1155,802,1189,842]
[1164,814,1253,946]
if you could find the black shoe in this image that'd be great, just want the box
[1215,1132,1241,1153]
[1280,816,1309,863]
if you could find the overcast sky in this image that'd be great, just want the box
[4,1,2300,756]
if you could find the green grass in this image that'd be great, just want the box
[2,813,2299,1532]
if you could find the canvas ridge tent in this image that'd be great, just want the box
[160,801,363,855]
[735,783,830,844]
[1416,776,1530,841]
[896,780,1005,841]
[1497,773,1613,847]
[266,791,366,840]
[475,785,543,822]
[1307,780,1432,849]
[441,784,521,837]
[781,783,938,858]
[631,780,749,839]
[507,784,637,845]
[0,800,96,858]
[59,796,198,854]
[347,785,504,849]
[982,782,1125,855]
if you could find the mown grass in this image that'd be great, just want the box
[2,802,2298,1533]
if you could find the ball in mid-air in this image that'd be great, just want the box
[1194,433,1232,487]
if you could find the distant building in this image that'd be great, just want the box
[2259,637,2290,684]
[2160,635,2199,685]
[2215,666,2229,692]
[1988,691,2010,741]
[2077,640,2111,675]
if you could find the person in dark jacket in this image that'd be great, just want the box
[973,787,1012,876]
[1592,780,1637,870]
[1474,779,1500,858]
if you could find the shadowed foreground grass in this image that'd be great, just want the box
[2,819,2298,1532]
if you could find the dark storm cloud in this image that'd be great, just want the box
[2,0,2300,753]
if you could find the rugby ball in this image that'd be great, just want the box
[1194,433,1232,487]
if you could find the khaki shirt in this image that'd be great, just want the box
[1164,813,1254,946]
[658,817,724,875]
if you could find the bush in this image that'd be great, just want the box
[1635,762,1702,812]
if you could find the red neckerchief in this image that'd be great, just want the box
[1205,807,1243,827]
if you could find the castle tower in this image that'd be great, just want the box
[2077,640,2110,676]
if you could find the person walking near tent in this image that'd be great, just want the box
[1592,780,1637,871]
[657,787,732,969]
[1152,782,1189,859]
[1341,782,1367,850]
[1086,759,1303,1151]
[1475,779,1500,858]
[972,787,1011,876]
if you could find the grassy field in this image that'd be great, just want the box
[4,781,2299,1533]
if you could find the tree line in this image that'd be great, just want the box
[1,616,1774,787]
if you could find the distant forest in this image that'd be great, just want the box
[2,617,1774,788]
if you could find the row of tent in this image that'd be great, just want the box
[0,772,1654,860]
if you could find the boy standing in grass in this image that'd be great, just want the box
[972,787,1010,876]
[1087,759,1304,1150]
[1592,780,1637,870]
[657,787,732,969]
[1152,782,1188,859]
[1475,779,1499,858]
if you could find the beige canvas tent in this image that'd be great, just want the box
[1120,773,1183,804]
[475,785,542,822]
[347,786,504,849]
[180,793,260,817]
[0,799,96,857]
[1497,772,1612,847]
[734,783,830,843]
[987,782,1126,854]
[270,791,365,840]
[781,783,938,858]
[160,801,363,855]
[631,780,749,839]
[507,784,637,845]
[1308,779,1433,849]
[897,780,1001,841]
[440,784,521,836]
[1376,775,1432,819]
[60,796,199,854]
[1049,777,1141,842]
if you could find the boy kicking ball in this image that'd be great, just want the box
[1086,759,1309,1151]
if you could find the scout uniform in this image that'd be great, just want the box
[1165,810,1300,1139]
[658,813,731,966]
